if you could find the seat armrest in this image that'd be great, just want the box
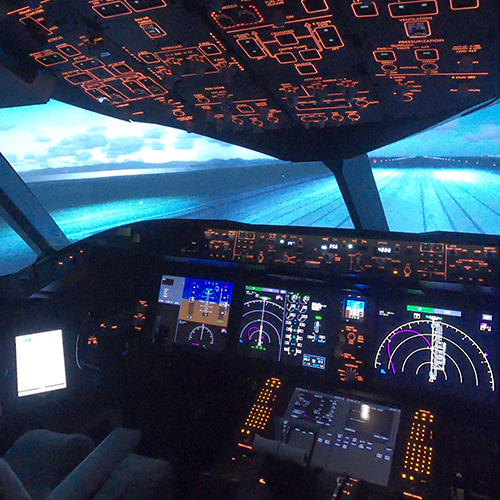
[47,428,141,500]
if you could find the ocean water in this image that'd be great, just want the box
[1,168,499,276]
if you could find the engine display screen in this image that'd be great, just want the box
[238,285,330,369]
[15,330,67,398]
[284,388,401,486]
[374,301,497,401]
[157,275,234,351]
[344,298,366,321]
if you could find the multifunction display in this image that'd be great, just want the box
[238,285,329,369]
[374,301,496,401]
[283,388,401,486]
[157,275,234,351]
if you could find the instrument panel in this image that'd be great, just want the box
[151,271,498,406]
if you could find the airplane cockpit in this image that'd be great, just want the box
[0,1,498,499]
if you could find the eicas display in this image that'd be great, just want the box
[238,285,329,369]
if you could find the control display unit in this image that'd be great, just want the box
[238,285,329,369]
[374,301,497,402]
[15,329,67,398]
[157,275,234,351]
[284,388,401,486]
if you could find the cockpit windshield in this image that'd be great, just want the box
[369,102,499,234]
[0,99,498,276]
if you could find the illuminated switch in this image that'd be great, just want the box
[275,52,297,64]
[373,50,397,62]
[388,0,438,17]
[237,38,266,59]
[352,1,379,17]
[302,0,329,13]
[92,2,132,18]
[275,32,299,46]
[65,72,94,85]
[415,49,439,61]
[450,0,479,9]
[199,43,222,56]
[140,22,166,38]
[58,45,80,57]
[36,53,67,66]
[125,0,167,11]
[295,63,318,75]
[137,77,165,95]
[139,52,160,64]
[313,26,344,49]
[112,63,133,74]
[75,58,103,70]
[299,49,321,61]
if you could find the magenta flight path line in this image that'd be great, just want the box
[387,329,432,374]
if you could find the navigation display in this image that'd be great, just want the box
[284,388,401,486]
[157,275,234,351]
[374,301,497,401]
[15,330,67,397]
[238,285,329,369]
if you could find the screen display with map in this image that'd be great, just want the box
[374,300,497,402]
[157,275,234,351]
[238,285,329,369]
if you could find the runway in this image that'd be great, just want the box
[1,167,499,275]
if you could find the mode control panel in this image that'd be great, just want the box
[181,227,499,286]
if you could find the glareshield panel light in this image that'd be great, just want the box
[0,99,352,249]
[0,219,37,276]
[369,102,500,235]
[15,329,67,397]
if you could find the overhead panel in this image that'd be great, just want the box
[0,0,495,159]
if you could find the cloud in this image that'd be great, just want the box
[47,144,78,157]
[105,136,145,157]
[0,124,14,131]
[75,151,92,163]
[22,153,49,169]
[464,124,500,143]
[144,127,166,139]
[207,137,232,148]
[149,140,165,151]
[88,125,107,133]
[433,120,458,132]
[57,132,106,150]
[4,153,17,163]
[173,134,197,150]
[35,136,51,143]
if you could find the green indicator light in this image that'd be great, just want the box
[250,345,267,351]
[247,286,263,291]
[315,316,323,320]
[407,305,434,314]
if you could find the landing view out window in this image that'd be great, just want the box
[0,100,352,274]
[0,218,37,276]
[369,102,499,235]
